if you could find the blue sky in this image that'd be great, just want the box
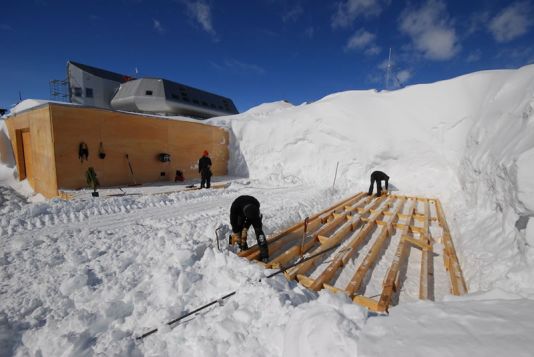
[1,0,533,112]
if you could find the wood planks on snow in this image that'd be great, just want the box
[239,192,468,313]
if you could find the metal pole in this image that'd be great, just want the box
[332,162,339,191]
[135,242,341,340]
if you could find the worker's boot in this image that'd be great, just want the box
[257,234,269,263]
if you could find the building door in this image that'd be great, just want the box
[21,131,34,188]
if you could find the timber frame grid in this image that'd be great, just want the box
[239,192,467,312]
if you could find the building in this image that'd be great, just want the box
[66,61,239,118]
[4,103,229,198]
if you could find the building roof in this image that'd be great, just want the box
[68,61,134,83]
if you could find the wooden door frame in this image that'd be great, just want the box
[15,128,30,180]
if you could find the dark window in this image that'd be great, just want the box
[73,87,82,97]
[218,105,223,109]
[210,104,216,108]
[202,101,208,106]
[183,97,190,102]
[193,99,199,104]
[171,93,180,100]
[85,88,93,98]
[145,90,153,96]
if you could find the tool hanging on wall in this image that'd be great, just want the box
[78,142,89,162]
[98,142,106,159]
[125,154,141,186]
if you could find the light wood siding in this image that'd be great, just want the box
[49,104,228,190]
[5,106,59,198]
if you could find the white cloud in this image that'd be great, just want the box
[489,1,533,43]
[399,0,460,60]
[153,19,165,34]
[345,28,381,55]
[396,69,411,84]
[365,45,382,56]
[282,4,304,23]
[332,0,390,28]
[183,0,216,36]
[346,29,375,49]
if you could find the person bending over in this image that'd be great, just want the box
[368,170,389,197]
[229,195,269,262]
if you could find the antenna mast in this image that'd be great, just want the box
[385,47,392,90]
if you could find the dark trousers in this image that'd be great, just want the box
[368,178,383,195]
[201,175,211,188]
[231,216,268,258]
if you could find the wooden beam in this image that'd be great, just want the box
[435,199,468,295]
[377,200,415,311]
[283,198,371,280]
[345,199,405,296]
[303,201,393,291]
[239,192,364,259]
[353,295,381,312]
[419,198,432,300]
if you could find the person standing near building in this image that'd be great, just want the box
[368,170,389,197]
[229,195,269,262]
[198,150,212,189]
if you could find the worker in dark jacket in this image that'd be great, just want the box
[198,150,212,188]
[368,170,389,197]
[229,195,269,262]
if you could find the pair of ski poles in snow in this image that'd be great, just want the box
[135,241,343,340]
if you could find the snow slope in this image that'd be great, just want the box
[1,65,534,356]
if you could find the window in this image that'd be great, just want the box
[85,88,94,98]
[210,104,216,108]
[193,99,199,104]
[202,101,208,107]
[145,90,153,96]
[73,87,82,97]
[171,93,180,100]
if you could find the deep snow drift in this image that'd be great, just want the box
[1,65,534,356]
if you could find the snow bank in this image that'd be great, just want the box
[211,64,534,299]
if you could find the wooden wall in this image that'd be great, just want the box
[50,104,229,190]
[5,106,59,198]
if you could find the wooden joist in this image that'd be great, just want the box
[344,199,405,296]
[377,199,416,311]
[435,199,467,295]
[240,192,467,313]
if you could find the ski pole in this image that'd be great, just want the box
[135,242,342,340]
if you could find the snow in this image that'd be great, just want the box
[1,64,534,356]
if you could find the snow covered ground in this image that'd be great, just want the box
[1,64,534,356]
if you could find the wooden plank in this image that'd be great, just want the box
[304,202,394,291]
[296,274,316,289]
[377,200,415,311]
[403,235,431,251]
[420,248,430,300]
[435,199,468,295]
[319,192,366,223]
[239,192,363,259]
[344,199,405,296]
[267,245,301,268]
[353,295,380,312]
[282,197,372,279]
[419,198,432,300]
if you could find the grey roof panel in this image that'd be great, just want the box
[68,61,133,83]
